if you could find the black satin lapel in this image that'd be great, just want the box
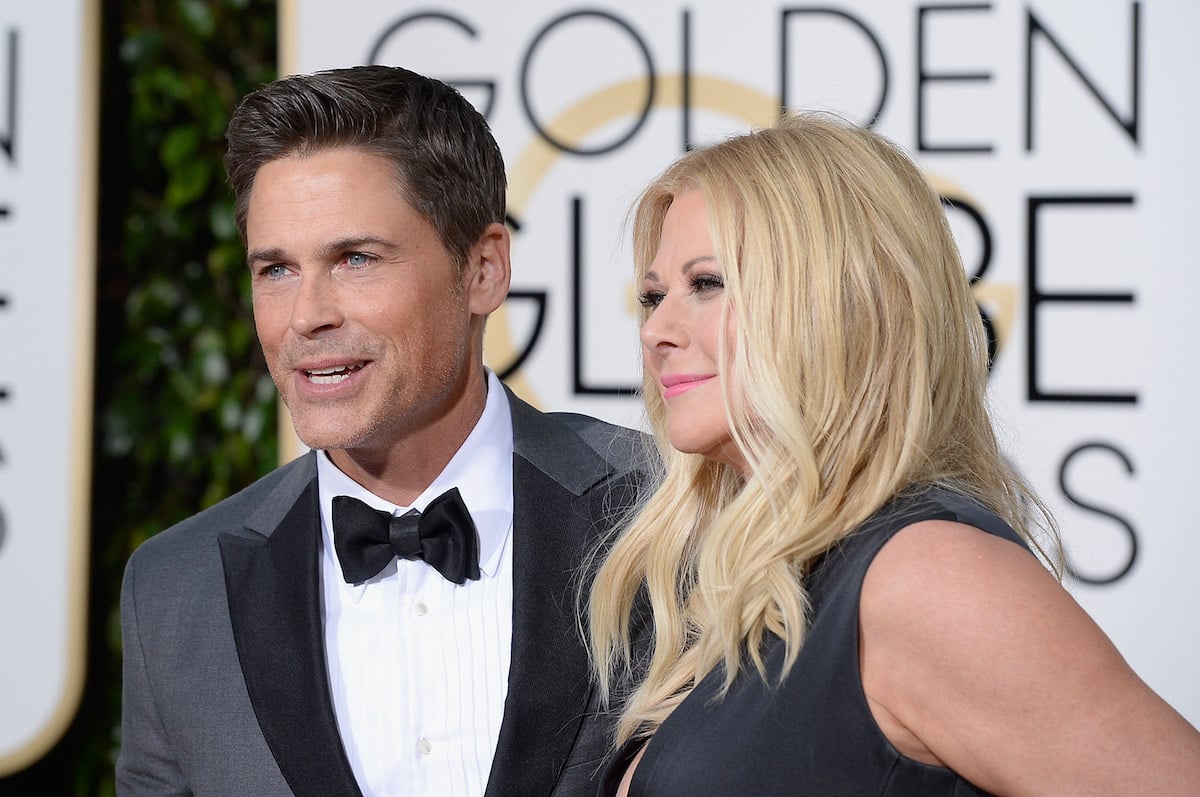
[486,461,601,797]
[219,479,362,797]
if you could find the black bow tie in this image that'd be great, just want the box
[332,488,481,585]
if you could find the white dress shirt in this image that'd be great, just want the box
[317,371,515,797]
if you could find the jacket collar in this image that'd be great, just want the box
[219,459,363,797]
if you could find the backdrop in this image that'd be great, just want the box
[4,1,1193,773]
[0,0,96,774]
[284,0,1199,727]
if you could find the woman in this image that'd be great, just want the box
[589,113,1200,795]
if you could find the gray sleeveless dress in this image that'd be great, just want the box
[600,487,1027,796]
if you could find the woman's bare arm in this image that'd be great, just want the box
[860,520,1200,795]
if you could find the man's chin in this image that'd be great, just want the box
[289,420,367,453]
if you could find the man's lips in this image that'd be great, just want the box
[661,374,715,399]
[296,361,367,385]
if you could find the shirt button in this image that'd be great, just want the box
[417,737,432,755]
[414,602,428,616]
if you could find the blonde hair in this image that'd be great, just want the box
[589,112,1060,745]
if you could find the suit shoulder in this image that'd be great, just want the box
[546,412,655,476]
[127,453,314,568]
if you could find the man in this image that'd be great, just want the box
[117,65,649,797]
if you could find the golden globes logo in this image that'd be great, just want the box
[361,3,1142,585]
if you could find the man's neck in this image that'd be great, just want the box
[325,374,490,506]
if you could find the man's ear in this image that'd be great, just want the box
[466,221,512,316]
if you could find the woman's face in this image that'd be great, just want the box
[639,190,747,475]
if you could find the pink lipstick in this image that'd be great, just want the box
[661,374,715,399]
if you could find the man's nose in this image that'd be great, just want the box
[290,271,343,337]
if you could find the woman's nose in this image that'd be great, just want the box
[640,296,687,355]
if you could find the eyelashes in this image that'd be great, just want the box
[637,289,665,308]
[638,273,725,308]
[690,274,725,292]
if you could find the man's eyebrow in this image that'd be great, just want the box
[246,246,286,266]
[318,235,397,257]
[246,235,397,265]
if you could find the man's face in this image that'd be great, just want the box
[246,147,503,462]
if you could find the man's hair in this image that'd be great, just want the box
[224,64,506,267]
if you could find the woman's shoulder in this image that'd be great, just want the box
[861,514,1050,642]
[863,486,1024,546]
[856,506,1200,793]
[856,489,1051,666]
[812,487,1025,593]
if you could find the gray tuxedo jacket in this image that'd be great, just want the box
[117,390,650,797]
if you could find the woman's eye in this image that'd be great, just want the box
[691,274,725,292]
[637,290,665,308]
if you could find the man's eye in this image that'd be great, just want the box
[346,252,372,267]
[260,264,289,279]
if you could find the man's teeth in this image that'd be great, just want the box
[305,364,362,384]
